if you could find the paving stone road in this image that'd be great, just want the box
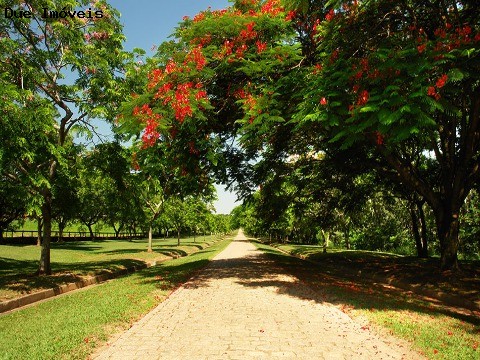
[92,230,423,360]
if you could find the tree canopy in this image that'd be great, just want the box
[121,0,480,270]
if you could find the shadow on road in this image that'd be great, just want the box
[153,239,480,330]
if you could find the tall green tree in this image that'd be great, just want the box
[301,0,480,269]
[1,0,130,274]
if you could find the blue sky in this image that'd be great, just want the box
[109,0,231,55]
[107,0,240,214]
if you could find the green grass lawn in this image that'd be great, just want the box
[254,241,480,360]
[0,237,232,360]
[0,234,222,301]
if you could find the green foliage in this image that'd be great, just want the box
[1,0,134,273]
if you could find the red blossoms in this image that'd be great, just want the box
[428,74,448,100]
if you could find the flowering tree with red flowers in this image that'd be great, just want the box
[120,0,305,194]
[301,0,480,270]
[121,0,479,270]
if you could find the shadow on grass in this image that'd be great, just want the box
[0,257,146,300]
[155,248,188,257]
[179,244,204,250]
[98,249,146,255]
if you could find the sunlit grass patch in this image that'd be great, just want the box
[0,237,232,360]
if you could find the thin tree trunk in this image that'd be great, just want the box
[417,201,429,258]
[177,228,180,246]
[58,223,65,243]
[148,223,153,252]
[36,217,43,246]
[410,203,424,258]
[38,196,52,275]
[344,226,350,250]
[87,224,94,240]
[322,230,329,253]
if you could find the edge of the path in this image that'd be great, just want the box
[0,237,225,314]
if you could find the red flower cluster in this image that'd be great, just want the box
[239,22,257,41]
[261,0,283,16]
[417,43,427,53]
[256,40,267,53]
[285,10,296,21]
[432,24,479,54]
[223,40,234,56]
[325,9,335,22]
[193,12,206,23]
[357,90,369,106]
[375,131,384,145]
[436,74,448,88]
[427,74,448,100]
[427,86,439,100]
[131,152,140,171]
[320,97,328,105]
[132,104,162,148]
[185,45,207,71]
[313,63,323,74]
[215,20,271,60]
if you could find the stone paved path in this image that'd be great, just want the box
[92,230,423,360]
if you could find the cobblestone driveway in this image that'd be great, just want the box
[92,230,422,360]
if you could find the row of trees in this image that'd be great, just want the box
[230,166,480,259]
[1,141,230,247]
[0,0,228,274]
[122,0,480,270]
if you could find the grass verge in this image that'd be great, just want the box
[0,237,232,360]
[253,241,480,360]
[271,243,479,310]
[0,235,221,301]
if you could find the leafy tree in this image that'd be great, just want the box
[1,0,130,274]
[87,142,135,239]
[299,0,480,269]
[459,189,480,259]
[52,144,81,241]
[76,160,110,239]
[164,197,187,246]
[0,178,27,240]
[121,0,479,269]
[136,175,165,252]
[184,196,214,242]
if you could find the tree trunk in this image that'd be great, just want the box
[193,229,196,243]
[58,223,65,243]
[177,228,180,246]
[113,223,122,239]
[344,227,350,250]
[147,223,153,252]
[417,201,429,258]
[36,217,43,246]
[322,230,329,253]
[38,196,52,275]
[435,209,460,270]
[87,224,94,240]
[410,203,424,258]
